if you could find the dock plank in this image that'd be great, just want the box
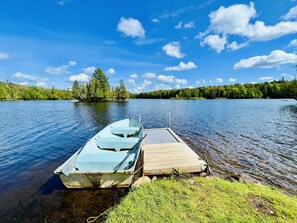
[143,128,207,176]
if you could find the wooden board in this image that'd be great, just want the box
[142,128,207,176]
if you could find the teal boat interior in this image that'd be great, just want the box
[72,118,143,172]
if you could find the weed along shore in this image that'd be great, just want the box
[103,176,297,223]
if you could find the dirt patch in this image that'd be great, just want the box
[248,194,276,215]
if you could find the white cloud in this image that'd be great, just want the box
[234,50,297,69]
[184,21,195,29]
[0,52,10,60]
[45,60,76,75]
[142,72,157,79]
[209,2,297,42]
[13,72,38,81]
[106,68,115,75]
[175,78,187,85]
[175,21,195,29]
[175,84,181,89]
[157,75,175,83]
[69,73,90,82]
[288,39,297,47]
[17,82,29,86]
[196,80,200,84]
[82,66,96,75]
[154,84,172,90]
[130,74,138,78]
[201,79,206,84]
[143,79,151,86]
[162,42,185,58]
[282,6,297,20]
[151,18,160,23]
[36,82,47,87]
[127,79,135,85]
[186,86,194,89]
[165,61,197,71]
[229,78,237,83]
[281,73,294,80]
[201,34,227,53]
[216,78,223,83]
[259,76,274,81]
[175,21,183,29]
[227,41,249,51]
[117,17,145,38]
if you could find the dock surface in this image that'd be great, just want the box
[142,128,207,176]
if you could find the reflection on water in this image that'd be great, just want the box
[0,99,296,222]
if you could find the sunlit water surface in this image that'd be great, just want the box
[0,99,296,222]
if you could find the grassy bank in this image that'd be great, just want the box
[106,177,297,223]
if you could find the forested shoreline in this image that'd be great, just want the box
[1,73,297,101]
[0,82,72,100]
[134,79,297,100]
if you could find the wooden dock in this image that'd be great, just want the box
[142,128,207,176]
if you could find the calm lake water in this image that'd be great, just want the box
[0,99,296,222]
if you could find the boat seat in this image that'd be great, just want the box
[95,137,139,152]
[110,127,140,138]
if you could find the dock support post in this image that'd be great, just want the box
[168,110,171,127]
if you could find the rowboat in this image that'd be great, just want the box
[54,118,143,188]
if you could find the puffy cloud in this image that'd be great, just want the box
[69,73,90,82]
[142,72,157,79]
[13,72,38,81]
[195,80,200,84]
[127,79,135,85]
[184,21,195,29]
[157,75,175,83]
[117,17,145,38]
[142,79,151,86]
[13,72,48,82]
[36,82,47,87]
[216,78,223,83]
[227,41,249,51]
[175,22,183,29]
[151,18,159,23]
[82,66,96,75]
[229,78,237,83]
[0,52,10,60]
[175,78,187,85]
[201,79,206,84]
[165,61,197,71]
[234,50,297,69]
[130,74,138,78]
[45,60,76,75]
[288,39,297,47]
[162,42,185,58]
[154,84,172,90]
[282,6,297,20]
[106,68,115,75]
[175,21,195,29]
[201,34,227,53]
[208,2,297,42]
[259,76,274,81]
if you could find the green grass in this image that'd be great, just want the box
[106,177,297,223]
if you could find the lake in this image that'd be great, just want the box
[0,99,296,222]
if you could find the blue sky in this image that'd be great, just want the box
[0,0,297,92]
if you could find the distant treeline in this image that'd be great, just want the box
[134,79,297,99]
[72,68,129,102]
[0,82,72,100]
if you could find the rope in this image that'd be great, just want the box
[86,207,111,223]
